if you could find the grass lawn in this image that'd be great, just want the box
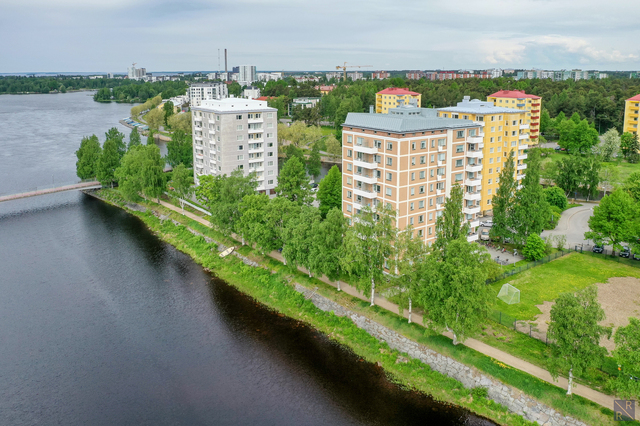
[489,252,640,320]
[542,151,640,185]
[320,125,336,136]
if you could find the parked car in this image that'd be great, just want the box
[311,183,319,192]
[481,219,493,227]
[592,244,604,254]
[632,253,640,261]
[554,146,561,151]
[620,247,631,258]
[480,229,490,241]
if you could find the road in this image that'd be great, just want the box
[541,203,595,248]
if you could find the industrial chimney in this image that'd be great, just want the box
[224,49,228,74]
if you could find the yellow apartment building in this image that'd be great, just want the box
[487,90,542,144]
[437,97,529,214]
[341,104,482,246]
[375,88,421,114]
[623,94,640,136]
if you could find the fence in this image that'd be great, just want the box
[487,309,550,344]
[487,248,576,284]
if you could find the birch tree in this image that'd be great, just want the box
[390,226,428,323]
[282,206,321,275]
[308,208,346,290]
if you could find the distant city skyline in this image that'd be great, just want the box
[1,0,639,73]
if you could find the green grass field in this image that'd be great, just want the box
[543,151,640,185]
[489,252,640,320]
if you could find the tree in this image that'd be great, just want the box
[623,172,640,202]
[316,165,342,218]
[163,101,174,126]
[105,127,126,159]
[522,233,546,261]
[115,145,166,201]
[511,149,551,245]
[195,170,257,234]
[237,193,271,249]
[540,109,552,134]
[611,317,640,400]
[275,156,312,205]
[170,163,193,212]
[490,151,516,242]
[568,119,600,154]
[75,135,102,179]
[282,206,321,275]
[228,82,242,97]
[390,227,428,323]
[96,138,120,187]
[145,108,164,131]
[555,155,583,197]
[325,134,341,157]
[341,205,396,306]
[435,184,469,249]
[579,155,601,201]
[544,186,568,210]
[147,129,155,146]
[306,143,322,181]
[416,239,492,345]
[166,129,193,168]
[308,208,346,290]
[547,286,611,395]
[264,197,301,258]
[597,128,620,162]
[620,132,639,161]
[585,189,637,252]
[128,127,141,150]
[600,165,620,196]
[168,112,192,133]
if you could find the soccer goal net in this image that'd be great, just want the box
[497,283,520,305]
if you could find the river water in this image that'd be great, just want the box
[0,92,492,425]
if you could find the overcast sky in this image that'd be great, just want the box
[1,0,639,73]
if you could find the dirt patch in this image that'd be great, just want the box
[531,277,640,352]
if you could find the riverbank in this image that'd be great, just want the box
[86,189,629,426]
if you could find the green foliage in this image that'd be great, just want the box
[169,163,193,209]
[75,135,102,179]
[167,112,192,133]
[585,189,637,251]
[316,165,341,217]
[282,206,321,272]
[163,101,174,126]
[623,172,640,202]
[306,143,322,180]
[165,129,193,168]
[389,226,428,318]
[236,193,272,251]
[114,145,166,201]
[325,133,341,157]
[228,82,242,97]
[557,117,599,154]
[544,186,568,210]
[96,138,120,187]
[491,151,516,242]
[128,127,141,150]
[105,127,126,159]
[596,128,620,162]
[275,156,312,205]
[145,107,164,130]
[522,234,546,261]
[611,317,640,400]
[435,184,469,249]
[600,165,620,195]
[547,286,611,394]
[621,132,640,163]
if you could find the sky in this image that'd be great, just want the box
[1,0,639,73]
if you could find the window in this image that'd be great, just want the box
[347,163,352,171]
[238,165,244,170]
[411,157,416,165]
[429,198,433,206]
[437,167,445,175]
[430,154,435,163]
[268,161,274,166]
[410,217,414,225]
[430,169,434,177]
[410,202,414,211]
[267,122,273,128]
[418,215,424,223]
[347,149,352,158]
[421,141,426,149]
[490,137,494,143]
[491,127,495,132]
[237,135,244,141]
[386,142,393,150]
[347,135,353,143]
[386,172,392,181]
[268,179,274,185]
[386,188,392,196]
[216,115,221,121]
[237,125,243,130]
[437,153,445,161]
[489,168,493,174]
[347,177,352,185]
[489,158,494,164]
[268,170,274,176]
[411,172,415,181]
[419,200,425,209]
[347,190,352,198]
[470,129,476,136]
[431,140,435,148]
[456,159,463,167]
[412,142,416,150]
[267,142,273,147]
[457,130,464,138]
[356,137,364,145]
[456,145,464,153]
[419,185,425,194]
[455,173,463,181]
[267,113,273,118]
[268,152,274,157]
[238,145,244,150]
[419,171,426,179]
[420,156,426,164]
[498,137,502,142]
[496,167,500,173]
[428,227,433,235]
[418,229,424,237]
[438,138,446,146]
[490,147,494,153]
[267,133,273,139]
[410,188,415,196]
[347,204,352,212]
[236,115,242,120]
[488,189,492,195]
[488,179,492,184]
[487,199,492,205]
[386,157,393,166]
[237,155,244,160]
[430,184,434,192]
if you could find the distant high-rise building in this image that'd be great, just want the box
[232,66,240,74]
[371,71,390,80]
[127,66,146,80]
[189,83,229,107]
[238,65,257,86]
[191,98,279,194]
[487,90,542,144]
[375,88,421,114]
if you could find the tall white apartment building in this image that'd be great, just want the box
[192,98,279,194]
[257,72,283,82]
[189,83,229,107]
[238,65,257,86]
[342,104,483,245]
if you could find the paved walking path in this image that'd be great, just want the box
[155,198,615,409]
[0,181,102,203]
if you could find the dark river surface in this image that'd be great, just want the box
[0,92,494,425]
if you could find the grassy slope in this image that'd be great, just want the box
[543,151,640,185]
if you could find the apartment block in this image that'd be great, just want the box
[371,71,390,80]
[375,88,422,114]
[342,104,483,245]
[487,90,542,144]
[191,98,279,194]
[189,83,229,107]
[623,94,640,136]
[437,97,529,214]
[238,65,257,86]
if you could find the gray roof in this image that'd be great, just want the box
[343,112,477,133]
[437,96,523,115]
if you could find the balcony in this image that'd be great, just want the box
[517,164,527,171]
[247,117,264,124]
[519,134,528,140]
[354,142,378,155]
[469,219,480,228]
[532,103,540,107]
[436,203,444,210]
[531,116,539,120]
[248,157,264,163]
[353,187,378,199]
[469,136,484,144]
[478,142,484,149]
[463,206,481,215]
[194,135,203,141]
[437,160,445,166]
[519,153,528,160]
[438,145,446,152]
[474,121,485,127]
[249,148,264,154]
[195,153,204,160]
[436,174,445,181]
[354,171,377,184]
[466,164,483,173]
[517,173,525,180]
[530,128,539,133]
[466,150,483,159]
[465,178,482,187]
[519,124,529,130]
[247,127,264,133]
[531,109,540,113]
[467,233,479,243]
[249,166,265,173]
[353,159,378,169]
[519,144,528,150]
[464,191,482,201]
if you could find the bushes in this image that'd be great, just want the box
[544,186,568,210]
[523,234,546,261]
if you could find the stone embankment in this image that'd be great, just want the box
[295,284,587,426]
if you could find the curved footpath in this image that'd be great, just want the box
[154,198,614,411]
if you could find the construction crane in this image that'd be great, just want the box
[336,62,372,81]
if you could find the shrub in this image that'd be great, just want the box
[523,234,546,261]
[471,387,489,399]
[544,186,568,210]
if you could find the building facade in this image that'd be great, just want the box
[189,83,229,107]
[243,86,261,99]
[487,90,542,144]
[191,99,279,194]
[371,71,390,80]
[623,94,640,136]
[341,104,483,245]
[375,88,422,114]
[238,65,257,85]
[437,97,529,214]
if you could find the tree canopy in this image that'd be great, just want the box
[75,135,102,179]
[316,165,342,217]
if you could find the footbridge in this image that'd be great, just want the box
[0,181,102,203]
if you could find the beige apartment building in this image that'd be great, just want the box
[342,104,483,246]
[437,97,529,214]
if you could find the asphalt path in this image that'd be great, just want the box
[541,203,595,249]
